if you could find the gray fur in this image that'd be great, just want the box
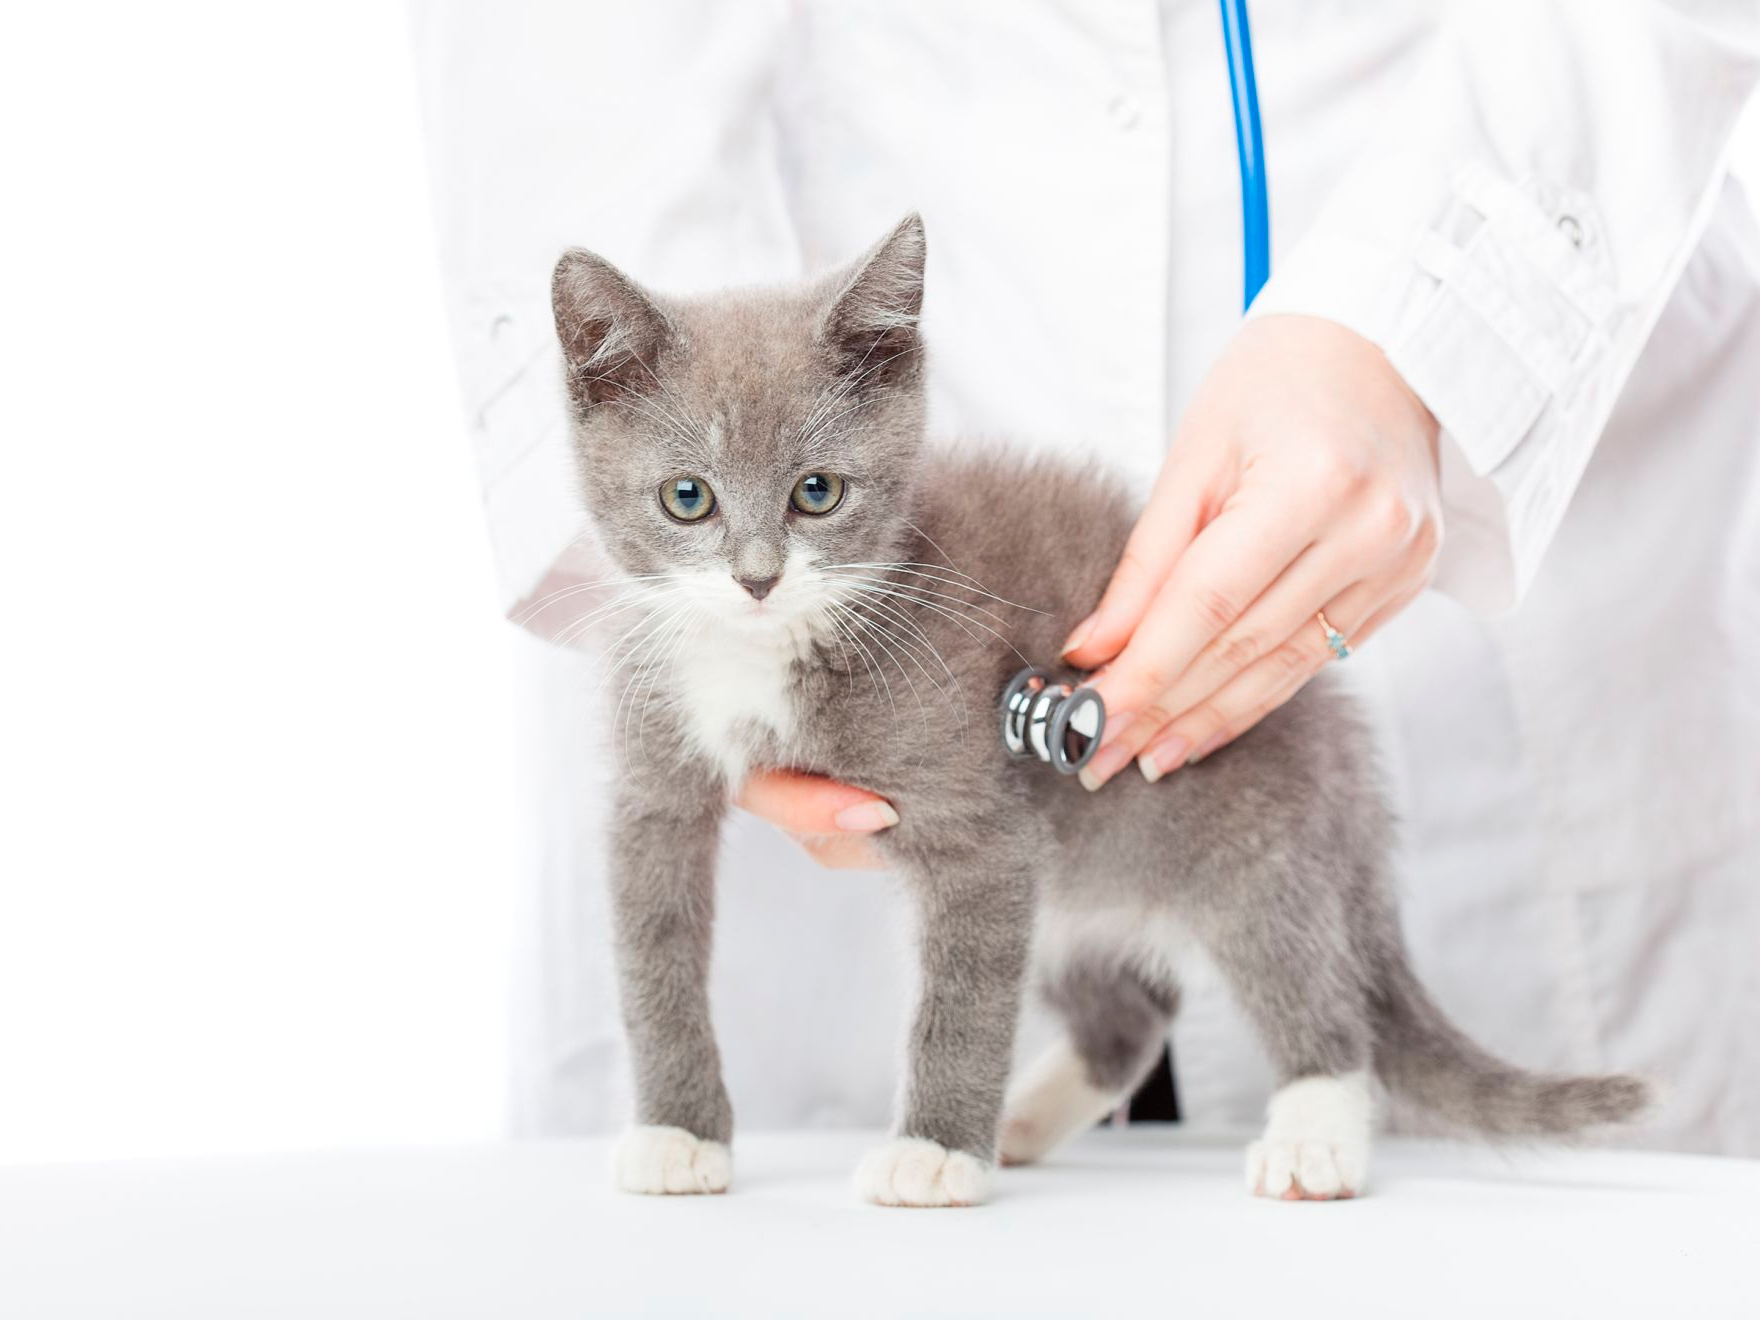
[1041,961,1179,1096]
[551,214,1652,1169]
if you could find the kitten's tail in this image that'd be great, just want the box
[1370,956,1654,1139]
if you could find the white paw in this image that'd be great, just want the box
[612,1125,732,1196]
[1246,1137,1366,1200]
[998,1039,1118,1167]
[1246,1072,1372,1201]
[997,1113,1051,1168]
[855,1137,992,1207]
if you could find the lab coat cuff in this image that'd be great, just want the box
[1250,163,1625,615]
[468,354,596,631]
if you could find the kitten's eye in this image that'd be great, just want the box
[659,476,716,523]
[790,472,845,516]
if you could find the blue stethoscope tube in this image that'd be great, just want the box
[1219,0,1270,309]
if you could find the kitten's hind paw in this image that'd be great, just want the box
[855,1137,992,1207]
[612,1125,732,1195]
[998,1039,1120,1166]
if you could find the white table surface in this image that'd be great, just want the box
[3,1128,1755,1319]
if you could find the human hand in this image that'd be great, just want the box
[1064,315,1442,788]
[734,769,898,870]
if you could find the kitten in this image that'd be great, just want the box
[550,215,1651,1207]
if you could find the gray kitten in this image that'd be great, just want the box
[550,215,1651,1207]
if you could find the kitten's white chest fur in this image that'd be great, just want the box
[669,619,810,786]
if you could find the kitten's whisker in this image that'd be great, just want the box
[552,592,657,652]
[838,604,933,740]
[829,602,899,730]
[592,614,669,705]
[826,559,998,594]
[514,572,689,624]
[610,600,696,767]
[823,562,1048,615]
[591,598,693,703]
[835,584,979,696]
[552,582,694,651]
[620,603,688,730]
[630,607,699,766]
[817,613,859,695]
[838,580,1035,668]
[839,589,968,728]
[822,613,874,701]
[822,572,1020,630]
[848,594,951,696]
[850,584,995,668]
[901,519,970,586]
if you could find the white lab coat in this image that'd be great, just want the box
[413,0,1760,1154]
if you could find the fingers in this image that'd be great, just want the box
[734,769,897,872]
[735,768,898,835]
[1078,492,1437,789]
[1060,453,1212,668]
[798,832,891,871]
[1121,536,1360,736]
[1083,499,1320,724]
[1131,579,1411,782]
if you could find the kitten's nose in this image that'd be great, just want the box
[736,573,780,601]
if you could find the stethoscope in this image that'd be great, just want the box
[1002,0,1269,777]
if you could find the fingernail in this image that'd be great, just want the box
[833,801,899,832]
[1187,731,1229,765]
[1060,614,1096,658]
[1078,740,1134,791]
[1138,736,1188,783]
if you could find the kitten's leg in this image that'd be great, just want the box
[1199,896,1374,1201]
[1000,961,1176,1166]
[607,776,733,1196]
[855,838,1039,1208]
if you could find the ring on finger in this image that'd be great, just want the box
[1316,610,1352,661]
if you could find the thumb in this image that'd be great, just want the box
[1061,460,1208,669]
[735,769,898,835]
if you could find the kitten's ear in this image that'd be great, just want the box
[551,249,675,408]
[819,213,926,389]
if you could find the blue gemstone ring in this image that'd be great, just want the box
[1317,611,1352,661]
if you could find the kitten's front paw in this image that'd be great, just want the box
[1246,1137,1365,1201]
[1246,1072,1371,1201]
[612,1125,732,1196]
[855,1137,992,1207]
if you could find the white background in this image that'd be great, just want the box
[3,2,1758,1165]
[1,2,521,1163]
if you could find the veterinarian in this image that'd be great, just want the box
[415,0,1760,1154]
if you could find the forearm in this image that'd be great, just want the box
[1252,0,1760,611]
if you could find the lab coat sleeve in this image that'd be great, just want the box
[411,0,799,641]
[1248,0,1760,613]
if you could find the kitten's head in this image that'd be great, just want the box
[551,215,928,637]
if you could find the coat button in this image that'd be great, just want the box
[1107,95,1143,131]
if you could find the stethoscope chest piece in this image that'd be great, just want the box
[1000,666,1106,776]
